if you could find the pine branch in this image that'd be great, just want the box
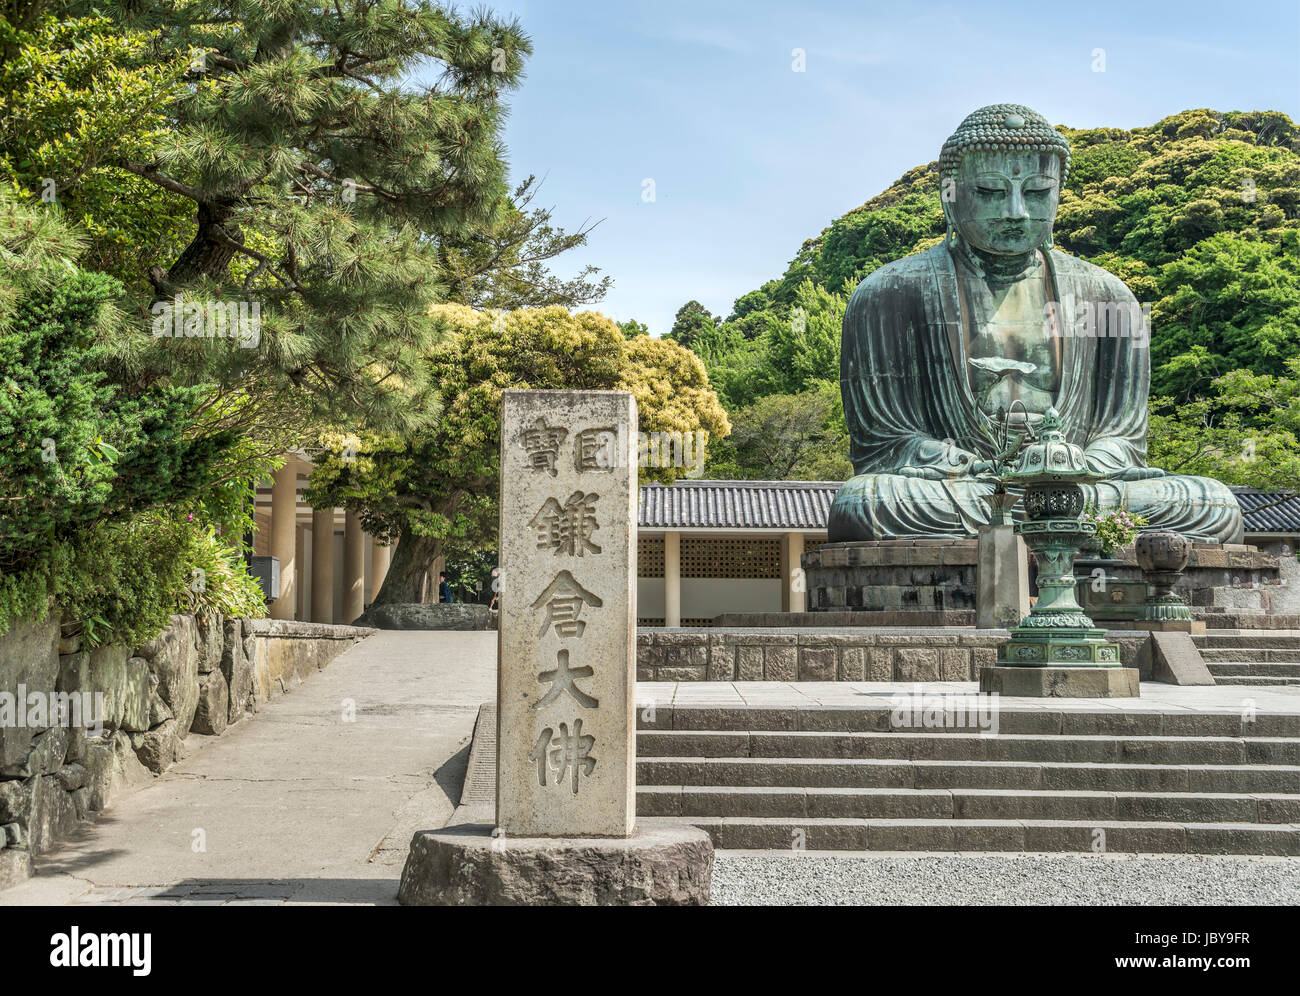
[1243,490,1300,513]
[118,161,211,204]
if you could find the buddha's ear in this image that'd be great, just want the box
[940,182,958,248]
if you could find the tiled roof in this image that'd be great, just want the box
[638,480,840,530]
[638,482,1300,535]
[1231,488,1300,534]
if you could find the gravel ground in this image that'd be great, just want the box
[710,852,1300,905]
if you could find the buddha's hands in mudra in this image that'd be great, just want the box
[1082,449,1171,481]
[898,454,1000,480]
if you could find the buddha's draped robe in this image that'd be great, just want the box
[828,244,1244,543]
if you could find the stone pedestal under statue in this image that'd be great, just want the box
[804,538,1275,628]
[803,539,977,622]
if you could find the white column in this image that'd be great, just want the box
[780,533,791,612]
[311,508,335,624]
[664,530,681,627]
[269,460,297,620]
[431,554,446,603]
[784,532,806,613]
[343,510,364,622]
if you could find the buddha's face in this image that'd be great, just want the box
[952,150,1060,255]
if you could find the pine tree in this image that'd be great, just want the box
[79,0,534,433]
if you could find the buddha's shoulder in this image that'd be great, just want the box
[1048,249,1137,301]
[847,244,948,304]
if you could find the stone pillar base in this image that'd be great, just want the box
[980,665,1140,698]
[398,822,714,906]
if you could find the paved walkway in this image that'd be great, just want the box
[1,631,495,906]
[7,638,1299,906]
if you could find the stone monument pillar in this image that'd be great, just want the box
[399,389,713,905]
[976,524,1029,630]
[496,389,637,836]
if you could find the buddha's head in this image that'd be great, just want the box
[940,104,1071,256]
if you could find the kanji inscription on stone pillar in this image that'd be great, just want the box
[497,390,637,837]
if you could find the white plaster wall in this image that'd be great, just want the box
[637,578,781,621]
[638,578,664,618]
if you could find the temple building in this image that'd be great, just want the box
[251,471,1298,626]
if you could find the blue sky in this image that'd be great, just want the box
[477,0,1300,335]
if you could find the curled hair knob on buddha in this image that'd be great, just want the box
[939,104,1072,251]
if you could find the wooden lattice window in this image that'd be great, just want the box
[638,617,714,628]
[681,537,780,579]
[638,536,664,578]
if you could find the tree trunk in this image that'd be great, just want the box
[167,202,242,286]
[372,531,442,606]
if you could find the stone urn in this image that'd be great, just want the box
[1134,530,1194,622]
[1136,530,1192,573]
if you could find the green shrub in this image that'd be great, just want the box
[0,512,266,647]
[178,521,269,621]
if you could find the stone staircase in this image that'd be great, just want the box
[636,705,1300,854]
[1194,632,1300,686]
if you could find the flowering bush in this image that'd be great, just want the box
[1082,505,1147,553]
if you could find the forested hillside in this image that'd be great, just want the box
[679,109,1300,489]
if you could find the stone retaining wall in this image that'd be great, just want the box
[356,602,493,630]
[636,628,1152,683]
[0,612,372,886]
[244,618,377,702]
[715,610,976,628]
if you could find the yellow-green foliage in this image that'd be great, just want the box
[306,304,732,601]
[0,14,194,293]
[622,335,731,483]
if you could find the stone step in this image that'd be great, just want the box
[1195,634,1300,650]
[638,785,1300,824]
[648,816,1300,855]
[636,757,1300,793]
[636,730,1300,765]
[638,706,1300,738]
[1210,676,1300,686]
[1206,661,1300,676]
[1201,648,1300,663]
[1197,614,1300,630]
